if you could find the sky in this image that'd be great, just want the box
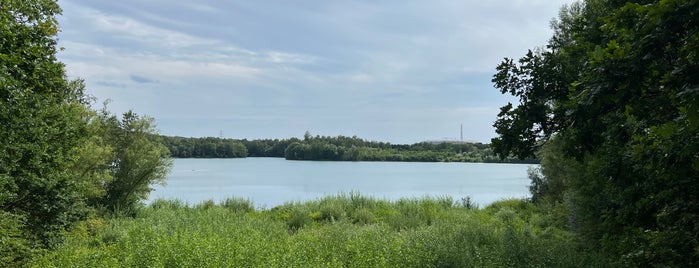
[57,0,575,144]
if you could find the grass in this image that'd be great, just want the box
[29,194,616,267]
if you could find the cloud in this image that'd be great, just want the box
[57,0,576,143]
[94,80,127,88]
[83,7,212,48]
[264,51,317,64]
[58,3,319,80]
[130,74,158,84]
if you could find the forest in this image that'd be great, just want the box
[161,133,537,163]
[1,0,697,267]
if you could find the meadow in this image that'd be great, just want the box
[29,194,615,267]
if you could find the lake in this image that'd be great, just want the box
[149,158,535,208]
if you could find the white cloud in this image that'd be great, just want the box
[59,4,322,90]
[264,51,316,64]
[83,8,211,48]
[60,42,260,82]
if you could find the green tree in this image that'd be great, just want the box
[0,0,91,250]
[99,110,172,215]
[491,0,699,265]
[1,2,173,264]
[65,84,115,209]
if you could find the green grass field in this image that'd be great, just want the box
[30,194,614,267]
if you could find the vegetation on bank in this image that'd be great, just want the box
[491,0,699,265]
[161,133,537,163]
[1,1,171,266]
[29,195,615,267]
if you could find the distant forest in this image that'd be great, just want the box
[160,133,537,163]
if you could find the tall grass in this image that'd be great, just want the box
[30,195,616,267]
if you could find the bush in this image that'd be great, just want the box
[285,206,312,231]
[351,208,375,225]
[195,199,216,210]
[0,211,32,266]
[317,202,344,222]
[220,197,254,213]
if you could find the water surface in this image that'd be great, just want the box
[149,158,534,208]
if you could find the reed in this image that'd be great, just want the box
[29,194,615,267]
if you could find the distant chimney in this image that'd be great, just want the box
[460,124,463,141]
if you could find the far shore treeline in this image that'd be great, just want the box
[160,132,537,163]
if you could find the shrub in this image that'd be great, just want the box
[195,199,216,210]
[351,208,375,225]
[318,202,344,222]
[221,197,254,213]
[0,212,32,266]
[286,207,312,231]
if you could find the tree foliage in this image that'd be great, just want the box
[1,1,172,263]
[162,136,247,158]
[1,0,89,248]
[282,133,529,162]
[99,110,172,215]
[492,0,699,265]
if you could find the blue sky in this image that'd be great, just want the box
[57,0,575,144]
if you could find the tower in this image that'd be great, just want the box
[460,124,463,141]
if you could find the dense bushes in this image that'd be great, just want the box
[29,195,614,267]
[1,1,172,264]
[492,0,699,266]
[0,211,32,265]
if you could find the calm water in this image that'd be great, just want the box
[149,158,534,208]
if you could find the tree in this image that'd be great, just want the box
[0,0,91,249]
[160,136,247,158]
[99,110,172,215]
[1,2,173,264]
[491,0,699,265]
